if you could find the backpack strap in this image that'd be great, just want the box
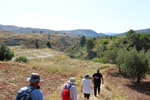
[65,84,72,89]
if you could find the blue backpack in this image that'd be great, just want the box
[16,88,35,100]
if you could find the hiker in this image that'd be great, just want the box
[61,77,77,100]
[81,74,93,100]
[15,73,43,100]
[93,68,104,97]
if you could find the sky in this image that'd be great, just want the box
[0,0,150,33]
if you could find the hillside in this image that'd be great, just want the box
[0,24,54,33]
[0,30,79,51]
[0,24,105,37]
[57,29,105,37]
[119,28,150,35]
[0,47,110,100]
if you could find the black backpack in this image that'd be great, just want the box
[16,88,35,100]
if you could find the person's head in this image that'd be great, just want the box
[84,74,90,79]
[27,73,43,88]
[68,77,77,85]
[97,68,100,73]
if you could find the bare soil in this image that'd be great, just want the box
[0,62,68,100]
[105,67,150,100]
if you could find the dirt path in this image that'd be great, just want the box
[78,71,111,100]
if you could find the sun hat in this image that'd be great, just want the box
[84,74,90,79]
[68,77,77,85]
[27,73,43,83]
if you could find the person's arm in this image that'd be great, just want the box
[81,85,83,92]
[101,75,104,84]
[60,85,65,98]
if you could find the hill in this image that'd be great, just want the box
[57,29,105,37]
[0,30,79,51]
[0,24,54,33]
[118,28,150,35]
[0,24,105,37]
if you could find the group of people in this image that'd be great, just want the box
[15,68,104,100]
[61,68,104,100]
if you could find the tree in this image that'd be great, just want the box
[40,31,43,34]
[116,48,128,72]
[121,48,150,82]
[103,48,118,64]
[80,36,86,47]
[0,44,14,61]
[46,41,52,48]
[48,33,51,40]
[35,39,39,49]
[86,39,94,52]
[32,30,35,34]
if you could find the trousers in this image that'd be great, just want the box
[94,84,101,96]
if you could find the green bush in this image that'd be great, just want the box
[86,39,94,52]
[15,56,28,63]
[120,48,150,82]
[103,48,118,64]
[0,44,14,61]
[92,58,105,63]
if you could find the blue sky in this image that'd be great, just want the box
[0,0,150,33]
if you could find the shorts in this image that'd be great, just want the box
[84,93,90,99]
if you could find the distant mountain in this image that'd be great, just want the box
[103,32,118,36]
[118,28,150,35]
[0,24,105,37]
[57,29,105,37]
[0,24,54,33]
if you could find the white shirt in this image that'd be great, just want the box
[82,79,93,94]
[61,83,77,100]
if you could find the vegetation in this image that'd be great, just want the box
[86,39,94,52]
[0,44,14,61]
[46,41,52,48]
[120,48,150,82]
[67,30,150,82]
[15,56,28,63]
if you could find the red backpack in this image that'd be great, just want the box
[62,84,72,100]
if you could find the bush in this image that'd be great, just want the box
[15,56,28,63]
[92,58,105,63]
[0,44,14,61]
[46,41,53,48]
[120,48,150,82]
[86,39,94,52]
[103,48,118,64]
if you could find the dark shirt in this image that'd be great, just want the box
[93,73,102,85]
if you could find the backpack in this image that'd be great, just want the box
[62,84,72,100]
[16,88,35,100]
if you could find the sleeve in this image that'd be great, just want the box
[30,89,43,100]
[38,90,43,100]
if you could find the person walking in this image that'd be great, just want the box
[81,74,93,100]
[61,77,77,100]
[15,73,43,100]
[93,68,104,97]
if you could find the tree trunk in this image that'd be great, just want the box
[137,77,141,83]
[118,66,121,73]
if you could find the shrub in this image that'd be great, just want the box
[103,48,118,64]
[86,39,94,52]
[46,41,52,48]
[92,58,105,63]
[121,48,150,82]
[15,56,28,63]
[0,44,14,61]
